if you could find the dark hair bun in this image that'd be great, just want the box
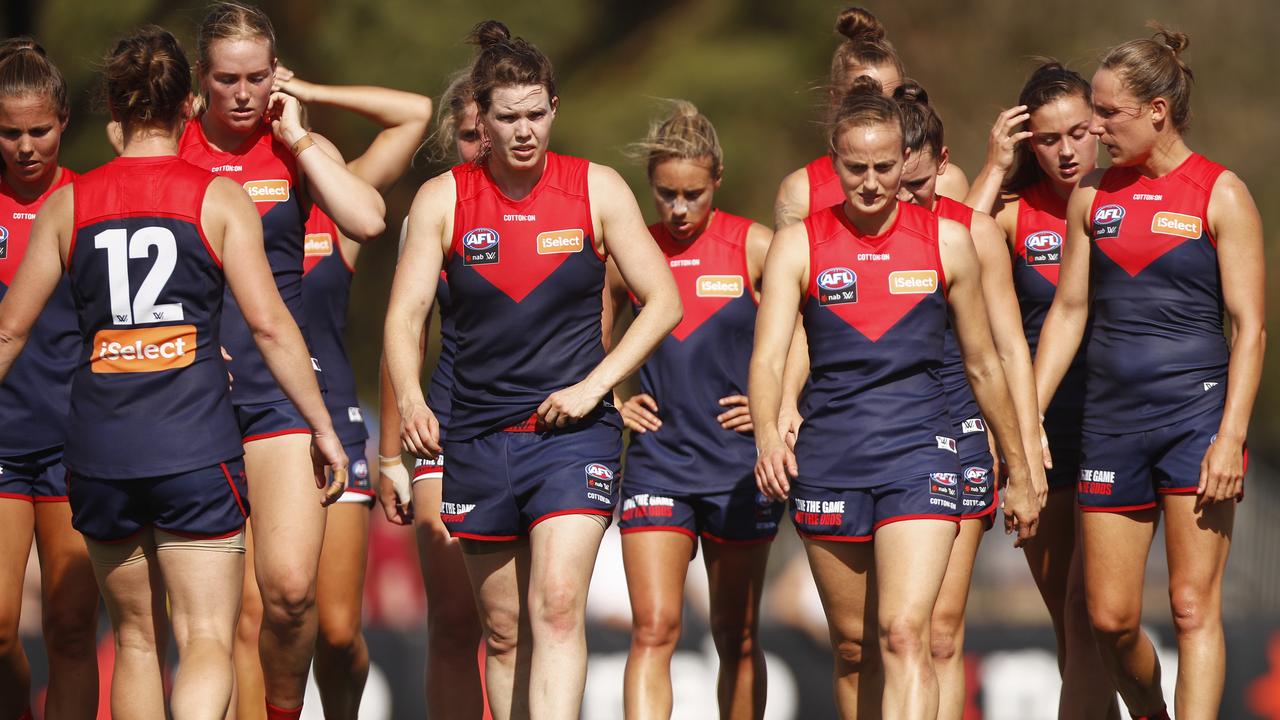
[848,74,884,97]
[892,78,929,105]
[469,20,512,50]
[835,7,886,42]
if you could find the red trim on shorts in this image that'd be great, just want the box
[243,428,311,443]
[33,495,69,503]
[1156,487,1198,495]
[412,471,443,484]
[620,525,697,540]
[796,529,873,543]
[529,508,612,531]
[450,531,521,542]
[502,412,541,433]
[157,526,244,541]
[221,463,249,518]
[959,502,998,522]
[1080,501,1157,514]
[873,513,961,532]
[700,531,775,546]
[0,492,35,502]
[341,487,376,497]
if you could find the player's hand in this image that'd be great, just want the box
[537,380,605,430]
[311,430,348,507]
[984,105,1033,178]
[1198,434,1245,504]
[265,91,307,146]
[777,403,803,450]
[717,395,753,434]
[400,401,441,459]
[755,436,798,502]
[377,454,414,525]
[620,393,661,433]
[1001,458,1040,547]
[271,62,312,101]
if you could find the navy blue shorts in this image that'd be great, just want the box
[441,419,622,541]
[334,441,372,505]
[236,399,310,443]
[791,473,962,542]
[0,446,69,502]
[1077,407,1236,512]
[618,475,784,546]
[959,452,997,526]
[69,459,249,542]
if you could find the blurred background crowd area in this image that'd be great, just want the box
[7,0,1280,716]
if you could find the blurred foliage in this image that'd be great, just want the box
[8,0,1279,453]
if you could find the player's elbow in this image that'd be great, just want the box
[343,205,387,243]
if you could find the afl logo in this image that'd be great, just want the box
[931,472,958,487]
[964,466,988,482]
[1092,204,1126,239]
[817,267,858,306]
[0,225,7,260]
[1024,231,1062,266]
[462,228,500,266]
[818,267,856,291]
[585,463,615,493]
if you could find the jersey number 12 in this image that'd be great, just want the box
[94,227,185,326]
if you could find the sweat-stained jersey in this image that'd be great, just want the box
[0,168,77,456]
[179,117,319,407]
[796,201,958,487]
[624,211,757,493]
[65,156,241,477]
[1085,154,1228,433]
[445,152,610,440]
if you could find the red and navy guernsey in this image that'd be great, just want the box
[301,207,367,446]
[65,156,241,478]
[1085,153,1228,433]
[624,211,757,492]
[932,196,988,459]
[1013,178,1086,427]
[446,152,609,440]
[179,117,317,406]
[796,201,957,487]
[0,168,77,456]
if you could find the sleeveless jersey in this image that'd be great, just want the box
[179,117,317,406]
[805,156,844,217]
[1012,179,1086,425]
[796,201,955,487]
[625,211,757,492]
[425,272,457,438]
[0,169,78,456]
[65,156,241,478]
[933,196,988,458]
[301,207,367,446]
[446,152,608,440]
[1086,153,1228,432]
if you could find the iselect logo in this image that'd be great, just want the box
[92,325,197,373]
[243,179,290,203]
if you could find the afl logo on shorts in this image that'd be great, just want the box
[462,228,500,266]
[352,458,369,480]
[585,463,615,493]
[963,466,989,491]
[817,267,858,306]
[929,472,959,501]
[1024,231,1062,266]
[0,225,8,259]
[1092,204,1126,239]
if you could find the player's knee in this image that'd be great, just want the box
[261,571,317,629]
[41,606,97,660]
[709,616,757,661]
[529,580,585,638]
[631,607,682,652]
[830,633,872,675]
[317,605,363,653]
[1169,584,1217,637]
[482,607,521,659]
[1088,601,1141,642]
[929,625,961,663]
[881,615,928,661]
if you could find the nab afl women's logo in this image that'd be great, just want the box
[1024,231,1062,266]
[817,267,858,306]
[585,463,614,494]
[1092,204,1126,239]
[0,225,7,259]
[462,228,500,266]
